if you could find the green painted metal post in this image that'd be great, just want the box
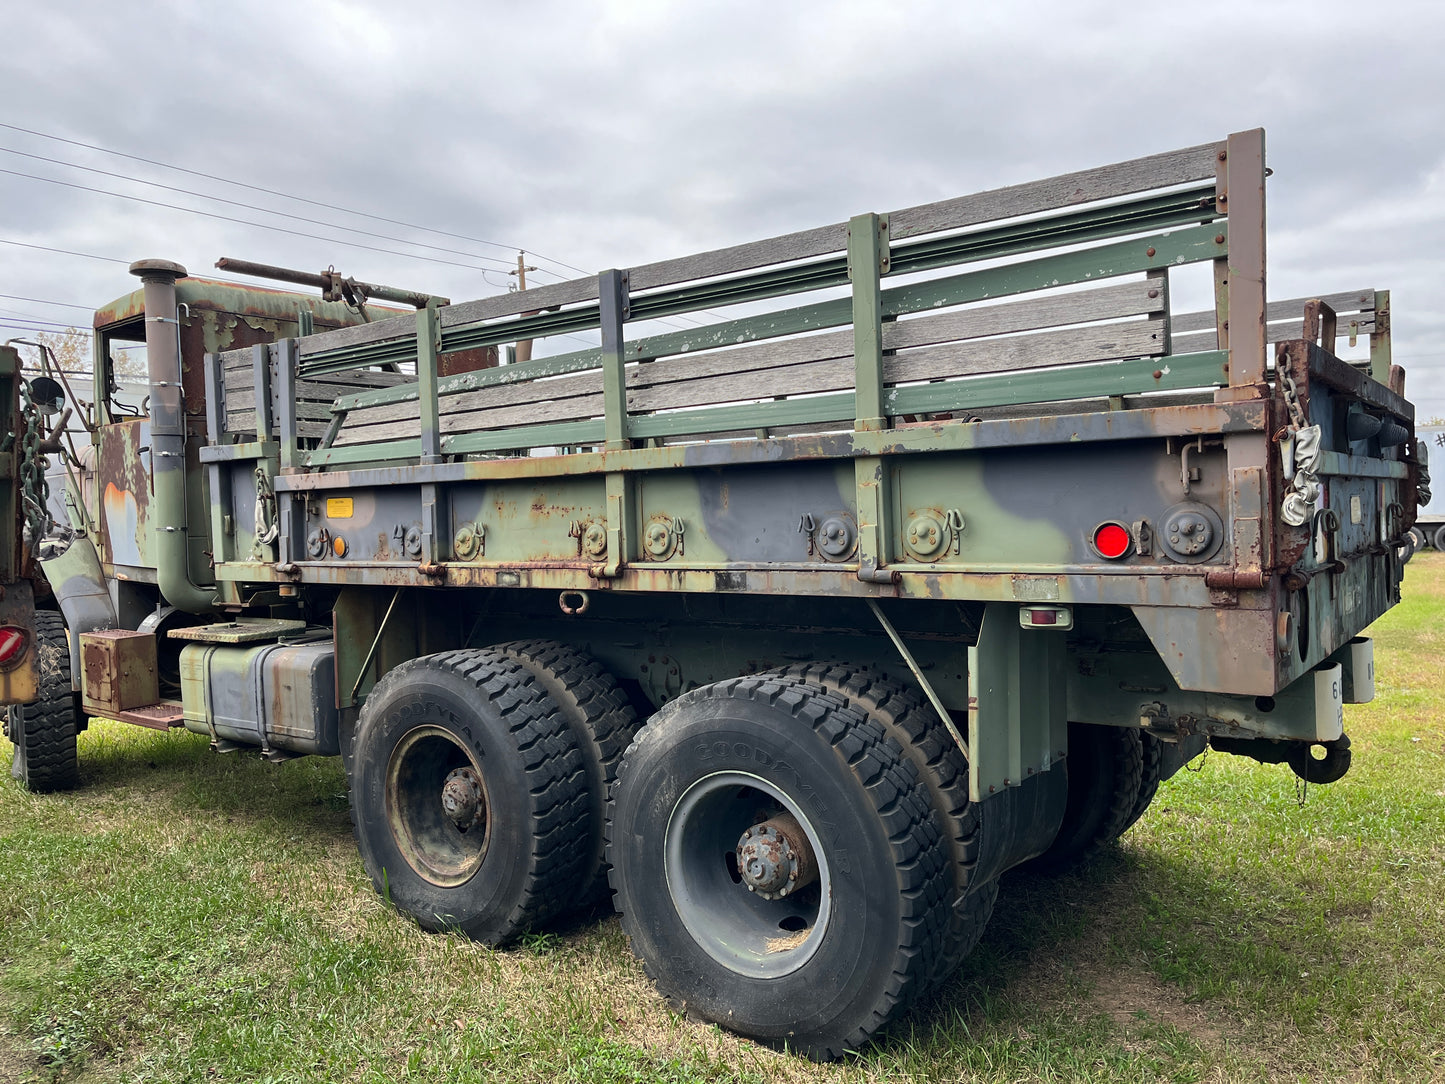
[417,301,442,465]
[848,213,888,432]
[599,269,631,450]
[597,269,634,578]
[849,213,895,582]
[275,338,301,473]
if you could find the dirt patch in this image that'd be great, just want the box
[1091,969,1225,1050]
[0,1016,39,1084]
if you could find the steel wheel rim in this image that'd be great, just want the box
[664,770,831,978]
[385,724,491,887]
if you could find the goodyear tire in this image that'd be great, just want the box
[770,663,996,989]
[349,648,589,944]
[492,639,640,910]
[1023,722,1142,874]
[6,611,79,792]
[607,675,951,1060]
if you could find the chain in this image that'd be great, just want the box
[18,379,54,543]
[1280,371,1308,430]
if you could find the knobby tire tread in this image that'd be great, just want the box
[607,674,952,1060]
[492,639,640,909]
[769,662,994,989]
[8,610,79,792]
[356,648,589,941]
[1025,724,1143,875]
[1120,731,1162,836]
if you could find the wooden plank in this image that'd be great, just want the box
[625,142,1221,292]
[1173,315,1378,357]
[226,411,330,439]
[622,279,1166,395]
[627,320,1164,414]
[888,141,1223,240]
[1171,289,1375,335]
[223,357,412,390]
[334,391,609,446]
[227,393,336,422]
[887,351,1228,416]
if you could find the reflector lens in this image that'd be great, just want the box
[0,625,28,669]
[1093,523,1132,559]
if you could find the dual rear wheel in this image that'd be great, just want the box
[352,654,976,1058]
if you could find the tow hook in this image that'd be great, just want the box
[1288,734,1352,785]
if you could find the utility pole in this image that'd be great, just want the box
[509,251,539,364]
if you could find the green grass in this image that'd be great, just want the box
[3,557,1443,1083]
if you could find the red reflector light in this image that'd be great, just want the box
[1028,610,1058,625]
[0,625,28,669]
[1092,522,1132,559]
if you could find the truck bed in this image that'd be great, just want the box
[200,128,1418,704]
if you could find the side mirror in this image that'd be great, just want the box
[28,375,64,417]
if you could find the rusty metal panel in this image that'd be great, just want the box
[80,629,158,715]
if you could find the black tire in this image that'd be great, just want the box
[349,648,589,945]
[607,675,951,1060]
[1433,525,1445,552]
[6,610,79,792]
[769,663,996,988]
[492,639,640,910]
[1023,722,1142,874]
[1117,730,1162,837]
[1408,527,1427,555]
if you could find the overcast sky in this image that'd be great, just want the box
[2,0,1442,420]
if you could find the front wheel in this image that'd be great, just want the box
[607,675,951,1060]
[6,610,79,792]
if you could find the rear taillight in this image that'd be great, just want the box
[1091,522,1133,560]
[0,625,29,670]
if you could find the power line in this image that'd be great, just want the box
[0,125,740,328]
[0,292,94,311]
[0,145,522,270]
[0,165,520,283]
[0,121,592,283]
[0,236,128,264]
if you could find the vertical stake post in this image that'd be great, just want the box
[417,301,442,464]
[1222,129,1266,389]
[848,213,888,431]
[1369,289,1392,385]
[275,338,300,473]
[599,269,631,450]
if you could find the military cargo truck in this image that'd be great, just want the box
[2,128,1425,1058]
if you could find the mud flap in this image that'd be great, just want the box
[967,602,1068,804]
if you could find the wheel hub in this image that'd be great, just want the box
[736,813,817,900]
[441,767,484,830]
